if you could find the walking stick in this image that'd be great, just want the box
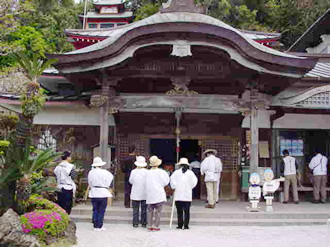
[169,191,175,229]
[83,185,90,202]
[108,188,114,206]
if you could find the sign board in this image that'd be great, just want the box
[280,139,304,156]
[100,7,118,14]
[259,141,270,158]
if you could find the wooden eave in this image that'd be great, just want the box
[49,22,316,76]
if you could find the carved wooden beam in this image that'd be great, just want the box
[106,94,250,112]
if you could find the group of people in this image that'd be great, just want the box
[53,146,328,232]
[127,148,223,231]
[53,147,224,232]
[281,148,328,204]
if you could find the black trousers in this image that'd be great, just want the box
[192,168,201,199]
[57,188,73,214]
[91,198,108,228]
[175,201,191,228]
[124,179,132,208]
[132,200,147,225]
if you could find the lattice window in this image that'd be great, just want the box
[117,137,148,162]
[38,130,57,150]
[296,92,330,107]
[201,139,238,169]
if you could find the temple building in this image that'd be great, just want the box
[1,2,330,200]
[67,0,134,49]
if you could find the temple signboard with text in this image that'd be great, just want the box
[280,139,304,156]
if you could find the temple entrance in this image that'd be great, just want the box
[149,138,199,166]
[149,138,202,199]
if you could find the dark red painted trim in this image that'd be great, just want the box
[67,34,106,40]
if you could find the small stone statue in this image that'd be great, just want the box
[262,169,285,212]
[247,173,261,212]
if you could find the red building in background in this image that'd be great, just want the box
[66,0,281,50]
[67,0,134,49]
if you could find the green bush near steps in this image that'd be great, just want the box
[20,194,69,243]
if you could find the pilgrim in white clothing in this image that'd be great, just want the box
[129,156,148,227]
[54,151,76,214]
[200,149,222,208]
[280,149,299,203]
[88,157,114,231]
[145,156,170,231]
[170,158,197,229]
[309,150,328,203]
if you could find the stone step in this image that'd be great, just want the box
[71,215,328,226]
[71,207,330,220]
[71,211,330,220]
[71,201,330,226]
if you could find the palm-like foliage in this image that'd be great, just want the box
[10,52,57,119]
[1,148,61,184]
[10,52,57,83]
[21,148,61,178]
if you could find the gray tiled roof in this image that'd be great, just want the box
[305,62,330,78]
[79,11,133,19]
[66,26,281,40]
[94,0,126,5]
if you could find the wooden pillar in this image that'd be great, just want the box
[99,96,109,164]
[98,84,116,165]
[250,105,259,173]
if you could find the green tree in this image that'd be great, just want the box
[135,2,160,21]
[264,0,330,48]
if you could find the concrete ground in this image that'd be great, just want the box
[73,200,330,246]
[74,223,330,247]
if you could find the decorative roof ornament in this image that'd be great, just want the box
[160,0,206,14]
[90,95,109,107]
[166,85,198,96]
[166,76,198,96]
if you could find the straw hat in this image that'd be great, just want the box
[203,149,218,155]
[134,156,147,167]
[176,157,190,166]
[91,157,106,167]
[149,155,162,167]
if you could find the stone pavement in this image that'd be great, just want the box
[73,223,329,247]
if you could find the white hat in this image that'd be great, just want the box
[91,157,106,167]
[149,155,162,167]
[134,156,147,167]
[203,149,217,155]
[176,157,190,166]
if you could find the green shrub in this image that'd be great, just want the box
[20,195,69,242]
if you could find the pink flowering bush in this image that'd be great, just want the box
[20,194,69,242]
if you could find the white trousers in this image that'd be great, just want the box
[206,181,217,206]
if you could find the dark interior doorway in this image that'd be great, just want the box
[150,139,176,166]
[179,139,200,162]
[149,139,200,165]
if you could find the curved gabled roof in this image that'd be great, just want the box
[65,26,280,41]
[49,11,316,76]
[65,12,291,57]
